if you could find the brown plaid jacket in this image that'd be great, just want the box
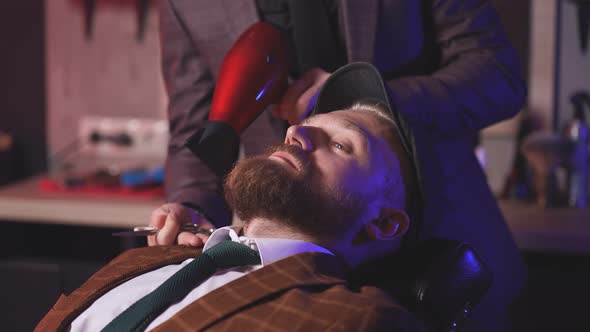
[35,245,425,331]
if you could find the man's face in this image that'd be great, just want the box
[224,109,403,240]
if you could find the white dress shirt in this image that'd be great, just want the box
[70,227,333,331]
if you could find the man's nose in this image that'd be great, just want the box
[284,125,313,151]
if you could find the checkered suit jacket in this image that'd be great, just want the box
[35,245,426,331]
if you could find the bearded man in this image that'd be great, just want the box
[36,63,426,332]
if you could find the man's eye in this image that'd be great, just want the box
[334,142,352,154]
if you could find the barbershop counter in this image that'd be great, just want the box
[0,177,589,255]
[499,200,590,255]
[0,176,163,228]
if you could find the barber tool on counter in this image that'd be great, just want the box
[500,111,542,201]
[521,131,572,208]
[184,22,289,177]
[564,91,590,208]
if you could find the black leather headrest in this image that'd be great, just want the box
[350,239,492,331]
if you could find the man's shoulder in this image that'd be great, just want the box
[329,284,427,331]
[75,246,200,306]
[236,280,425,331]
[320,283,408,315]
[113,245,200,265]
[253,252,425,331]
[85,245,200,292]
[34,246,201,331]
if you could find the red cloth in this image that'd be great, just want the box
[38,177,164,198]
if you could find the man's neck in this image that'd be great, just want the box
[243,218,352,264]
[242,218,317,242]
[241,218,367,268]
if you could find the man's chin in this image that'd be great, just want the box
[225,156,320,230]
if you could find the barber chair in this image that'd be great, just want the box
[351,239,492,332]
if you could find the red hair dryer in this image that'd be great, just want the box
[185,22,289,177]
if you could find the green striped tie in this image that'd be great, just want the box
[102,240,260,332]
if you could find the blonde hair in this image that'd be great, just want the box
[351,100,396,127]
[349,100,415,217]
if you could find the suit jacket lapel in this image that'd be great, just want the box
[152,252,348,331]
[34,246,199,332]
[340,0,378,62]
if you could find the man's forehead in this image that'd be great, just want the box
[302,112,370,148]
[305,109,362,124]
[304,110,390,136]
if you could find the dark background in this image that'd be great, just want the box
[0,1,47,184]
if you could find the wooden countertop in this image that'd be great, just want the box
[0,177,164,228]
[1,177,589,254]
[499,200,590,254]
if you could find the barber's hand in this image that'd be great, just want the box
[273,68,330,125]
[147,203,214,247]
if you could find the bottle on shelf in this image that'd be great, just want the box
[565,91,590,209]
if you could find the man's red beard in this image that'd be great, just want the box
[224,144,367,239]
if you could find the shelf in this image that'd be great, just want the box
[0,177,163,228]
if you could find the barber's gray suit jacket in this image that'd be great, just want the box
[160,0,526,330]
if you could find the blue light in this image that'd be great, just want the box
[255,79,274,101]
[461,250,480,273]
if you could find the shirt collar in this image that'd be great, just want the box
[203,226,334,266]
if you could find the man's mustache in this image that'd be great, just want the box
[266,144,311,173]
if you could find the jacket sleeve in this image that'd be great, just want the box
[159,0,231,226]
[386,0,526,139]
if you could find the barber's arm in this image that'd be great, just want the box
[275,0,525,134]
[385,0,526,138]
[159,0,232,228]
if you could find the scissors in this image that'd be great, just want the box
[112,224,215,237]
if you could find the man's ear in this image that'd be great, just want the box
[364,208,410,241]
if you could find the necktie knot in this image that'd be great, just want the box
[204,240,261,269]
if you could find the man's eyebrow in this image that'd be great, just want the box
[302,116,370,146]
[338,119,370,143]
[306,117,369,137]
